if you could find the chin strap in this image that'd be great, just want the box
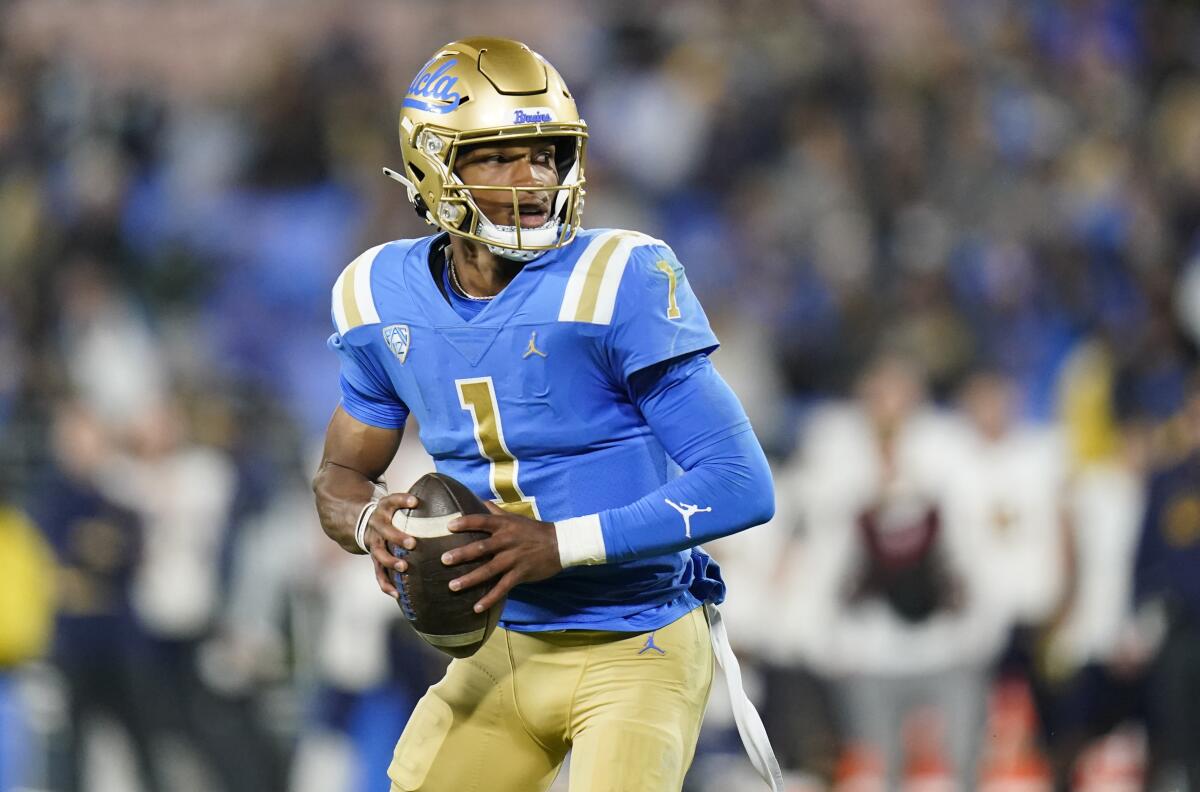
[383,166,432,223]
[382,166,418,201]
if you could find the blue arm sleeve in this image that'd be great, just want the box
[328,331,409,429]
[595,353,775,563]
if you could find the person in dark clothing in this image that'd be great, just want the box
[30,402,165,792]
[1133,385,1200,791]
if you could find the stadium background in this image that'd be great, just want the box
[1,0,1199,789]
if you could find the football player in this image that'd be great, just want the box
[312,37,781,792]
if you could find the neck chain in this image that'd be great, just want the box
[447,249,495,302]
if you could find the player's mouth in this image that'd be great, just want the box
[517,202,551,228]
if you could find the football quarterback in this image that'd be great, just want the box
[312,37,782,791]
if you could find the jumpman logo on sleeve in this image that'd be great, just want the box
[664,499,712,538]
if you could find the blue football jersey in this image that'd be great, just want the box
[329,228,722,631]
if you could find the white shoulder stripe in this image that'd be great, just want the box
[332,243,387,335]
[331,271,350,336]
[354,246,382,325]
[592,234,638,325]
[558,231,664,325]
[557,230,623,322]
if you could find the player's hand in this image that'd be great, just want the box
[442,501,562,613]
[365,492,420,598]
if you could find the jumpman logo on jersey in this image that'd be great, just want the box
[638,631,666,655]
[665,499,712,538]
[522,330,548,359]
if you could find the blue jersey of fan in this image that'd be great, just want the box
[329,228,724,632]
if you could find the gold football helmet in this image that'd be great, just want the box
[385,37,588,261]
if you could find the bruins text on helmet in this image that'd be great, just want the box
[384,37,587,262]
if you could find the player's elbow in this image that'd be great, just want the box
[732,438,775,528]
[745,457,776,527]
[311,460,332,501]
[721,430,775,528]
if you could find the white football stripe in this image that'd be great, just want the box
[415,627,488,647]
[392,511,460,538]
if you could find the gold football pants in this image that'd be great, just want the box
[388,605,713,792]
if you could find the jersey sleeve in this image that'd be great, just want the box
[328,244,408,430]
[604,242,719,382]
[329,332,408,429]
[553,354,774,568]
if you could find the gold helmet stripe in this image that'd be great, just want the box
[332,243,386,335]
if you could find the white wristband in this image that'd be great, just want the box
[354,501,379,554]
[554,514,607,567]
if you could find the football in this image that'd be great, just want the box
[388,472,503,658]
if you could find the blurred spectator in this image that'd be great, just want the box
[799,355,1007,787]
[1130,379,1200,792]
[29,402,162,792]
[949,370,1074,787]
[95,398,284,792]
[951,370,1070,633]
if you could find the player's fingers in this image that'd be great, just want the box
[448,513,504,533]
[368,530,408,573]
[370,511,417,551]
[473,569,520,613]
[372,555,398,598]
[447,553,508,593]
[377,492,419,513]
[483,500,506,515]
[440,537,494,567]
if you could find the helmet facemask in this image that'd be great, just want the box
[390,122,587,262]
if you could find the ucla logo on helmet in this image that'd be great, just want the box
[513,107,555,124]
[403,59,463,114]
[383,324,411,364]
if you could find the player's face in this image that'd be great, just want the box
[455,139,558,229]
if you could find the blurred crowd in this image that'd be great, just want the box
[1,0,1199,790]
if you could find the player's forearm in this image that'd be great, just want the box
[556,427,775,566]
[555,352,774,566]
[312,461,385,554]
[314,406,403,554]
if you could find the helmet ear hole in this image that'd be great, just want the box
[408,162,426,182]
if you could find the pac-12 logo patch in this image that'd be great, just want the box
[383,324,411,364]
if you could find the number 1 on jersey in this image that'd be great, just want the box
[654,260,683,320]
[456,377,540,519]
